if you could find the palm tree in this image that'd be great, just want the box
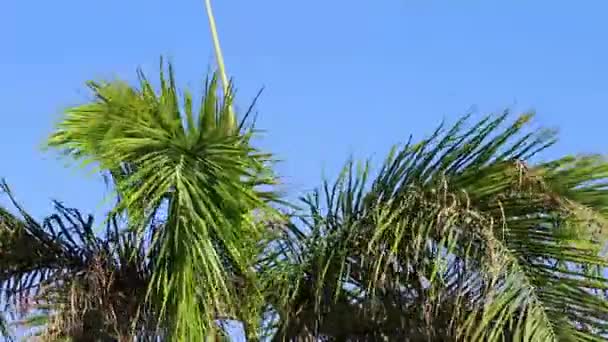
[2,63,608,340]
[1,62,280,340]
[268,113,608,341]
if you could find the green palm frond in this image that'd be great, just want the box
[0,180,159,340]
[0,180,91,312]
[273,113,608,341]
[46,61,280,339]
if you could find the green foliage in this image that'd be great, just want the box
[1,62,608,341]
[0,314,10,340]
[270,113,608,341]
[46,61,280,339]
[0,179,157,340]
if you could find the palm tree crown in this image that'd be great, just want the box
[1,64,608,341]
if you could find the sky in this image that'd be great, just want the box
[2,0,608,339]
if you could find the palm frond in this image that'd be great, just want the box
[0,180,159,340]
[46,60,280,339]
[272,113,608,341]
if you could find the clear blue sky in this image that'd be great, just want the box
[2,0,608,337]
